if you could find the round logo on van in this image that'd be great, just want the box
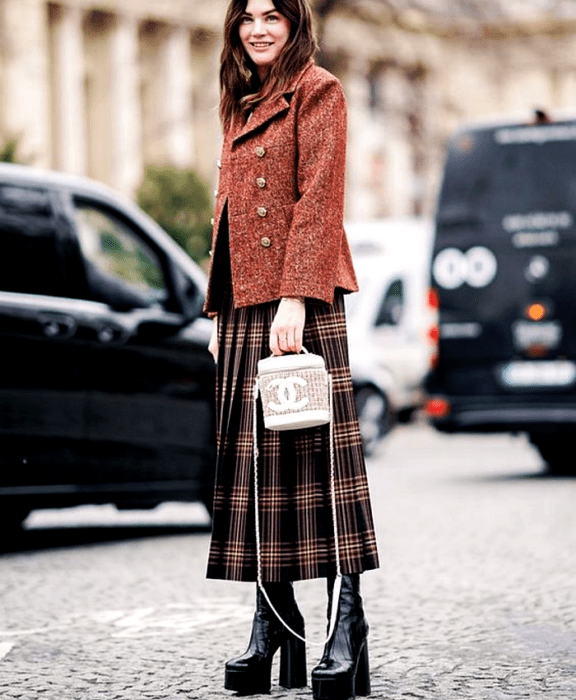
[433,247,497,289]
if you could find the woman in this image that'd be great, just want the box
[204,1,379,698]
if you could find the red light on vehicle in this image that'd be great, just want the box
[425,397,451,418]
[428,325,440,343]
[525,344,549,358]
[428,288,439,310]
[526,303,547,321]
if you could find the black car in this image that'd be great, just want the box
[0,163,216,528]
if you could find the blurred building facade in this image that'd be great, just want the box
[1,0,576,220]
[0,0,222,196]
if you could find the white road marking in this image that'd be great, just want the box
[0,642,14,660]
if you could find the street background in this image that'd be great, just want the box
[2,421,576,699]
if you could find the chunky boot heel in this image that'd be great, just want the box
[279,632,307,688]
[311,574,371,700]
[224,583,306,695]
[354,643,370,697]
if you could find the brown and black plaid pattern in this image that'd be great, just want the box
[206,286,379,582]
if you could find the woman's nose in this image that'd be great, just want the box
[252,17,265,35]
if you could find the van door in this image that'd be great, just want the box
[67,196,215,506]
[0,182,88,500]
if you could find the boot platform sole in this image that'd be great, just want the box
[225,668,271,695]
[311,641,370,700]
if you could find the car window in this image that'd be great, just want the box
[0,184,65,297]
[73,202,168,310]
[375,278,404,326]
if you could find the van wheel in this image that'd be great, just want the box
[529,433,576,475]
[354,385,392,457]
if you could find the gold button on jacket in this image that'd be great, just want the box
[261,237,271,248]
[255,146,266,158]
[256,177,266,188]
[257,206,267,217]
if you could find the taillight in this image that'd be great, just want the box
[427,288,439,369]
[425,397,451,418]
[525,344,549,358]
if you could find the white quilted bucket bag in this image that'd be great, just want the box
[256,348,331,430]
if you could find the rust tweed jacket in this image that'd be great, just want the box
[203,61,358,314]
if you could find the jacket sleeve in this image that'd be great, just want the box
[278,75,348,303]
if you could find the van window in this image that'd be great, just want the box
[73,202,168,311]
[0,185,64,297]
[376,279,404,326]
[438,126,576,237]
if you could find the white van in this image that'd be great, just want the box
[345,218,436,454]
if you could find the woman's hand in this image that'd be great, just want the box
[209,315,219,362]
[270,298,306,355]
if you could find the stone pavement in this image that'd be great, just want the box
[1,423,576,699]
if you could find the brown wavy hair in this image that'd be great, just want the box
[219,0,318,131]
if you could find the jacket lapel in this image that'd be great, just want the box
[232,60,314,144]
[232,95,290,143]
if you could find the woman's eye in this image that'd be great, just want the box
[266,14,279,22]
[240,16,252,23]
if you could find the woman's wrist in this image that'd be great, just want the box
[281,296,305,305]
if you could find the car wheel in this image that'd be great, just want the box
[354,385,392,457]
[529,432,576,475]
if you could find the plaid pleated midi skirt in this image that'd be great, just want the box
[206,284,379,583]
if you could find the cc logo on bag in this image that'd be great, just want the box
[266,376,310,412]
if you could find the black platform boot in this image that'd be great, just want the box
[311,574,370,700]
[224,582,307,695]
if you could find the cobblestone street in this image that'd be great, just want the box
[1,423,576,699]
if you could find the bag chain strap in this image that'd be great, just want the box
[252,373,342,647]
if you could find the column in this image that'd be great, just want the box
[109,14,143,195]
[381,66,414,218]
[163,27,194,168]
[49,5,86,174]
[83,11,143,195]
[190,30,221,185]
[140,23,194,169]
[341,59,380,220]
[0,0,51,166]
[83,11,114,185]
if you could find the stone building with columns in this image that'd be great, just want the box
[1,0,576,224]
[0,0,222,196]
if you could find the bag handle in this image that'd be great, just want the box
[252,373,342,647]
[264,346,310,358]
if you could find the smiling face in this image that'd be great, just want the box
[239,0,291,80]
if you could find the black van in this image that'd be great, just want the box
[0,163,216,528]
[425,117,576,473]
